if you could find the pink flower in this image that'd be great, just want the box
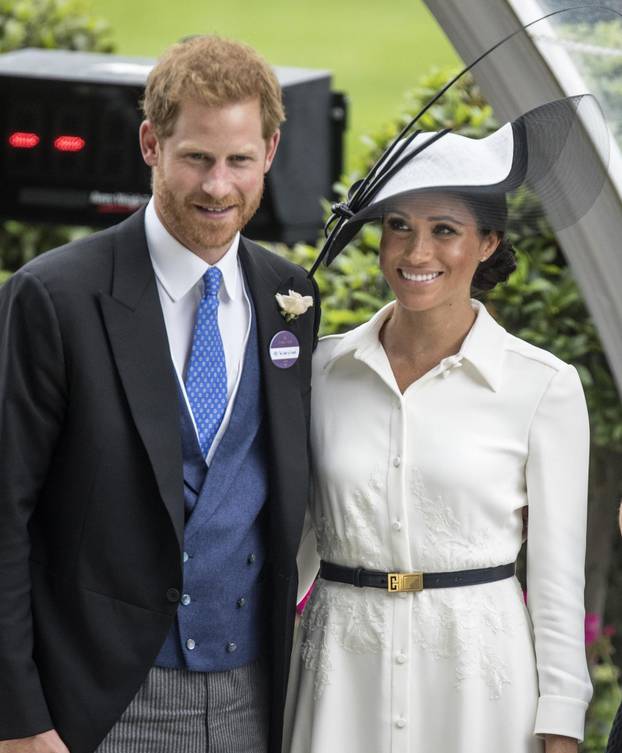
[585,612,602,646]
[603,624,616,638]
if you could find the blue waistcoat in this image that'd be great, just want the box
[155,308,269,672]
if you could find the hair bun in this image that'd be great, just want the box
[472,239,516,292]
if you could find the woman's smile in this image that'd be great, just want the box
[398,269,444,284]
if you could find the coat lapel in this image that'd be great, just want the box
[98,210,184,548]
[238,239,310,572]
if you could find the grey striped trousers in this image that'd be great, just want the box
[96,659,269,753]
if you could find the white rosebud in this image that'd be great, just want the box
[275,289,314,321]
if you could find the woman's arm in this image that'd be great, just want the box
[544,733,578,753]
[525,363,592,743]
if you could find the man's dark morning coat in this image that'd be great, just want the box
[0,208,320,753]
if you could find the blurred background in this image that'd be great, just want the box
[1,1,622,749]
[86,0,459,170]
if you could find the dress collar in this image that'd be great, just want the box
[145,198,242,303]
[324,299,507,392]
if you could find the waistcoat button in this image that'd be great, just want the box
[166,588,180,603]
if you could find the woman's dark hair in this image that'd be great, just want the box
[453,191,517,292]
[471,236,516,291]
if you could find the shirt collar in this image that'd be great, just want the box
[324,298,507,392]
[145,198,242,303]
[459,300,507,391]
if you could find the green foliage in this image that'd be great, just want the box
[0,220,90,273]
[584,633,622,753]
[561,19,622,144]
[282,224,389,335]
[0,0,114,53]
[0,0,114,277]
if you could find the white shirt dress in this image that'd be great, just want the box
[284,300,592,753]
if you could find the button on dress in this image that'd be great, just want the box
[284,300,592,753]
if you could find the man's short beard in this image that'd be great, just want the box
[152,169,264,253]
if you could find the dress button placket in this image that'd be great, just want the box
[387,392,411,753]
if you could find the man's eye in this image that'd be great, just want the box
[188,153,206,161]
[231,155,251,163]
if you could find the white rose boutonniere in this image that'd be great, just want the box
[275,289,314,322]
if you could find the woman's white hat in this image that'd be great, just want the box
[309,7,612,276]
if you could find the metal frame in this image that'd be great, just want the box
[424,0,622,394]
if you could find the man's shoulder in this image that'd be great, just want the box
[240,236,310,283]
[17,211,144,292]
[24,226,113,274]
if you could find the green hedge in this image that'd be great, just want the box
[0,0,114,276]
[0,0,113,54]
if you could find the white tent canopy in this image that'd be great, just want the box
[424,0,622,394]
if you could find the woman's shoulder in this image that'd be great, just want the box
[503,331,572,374]
[312,303,394,373]
[313,333,346,370]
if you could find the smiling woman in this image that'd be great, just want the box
[380,194,503,301]
[283,97,601,753]
[377,193,505,387]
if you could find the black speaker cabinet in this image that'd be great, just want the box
[0,49,346,243]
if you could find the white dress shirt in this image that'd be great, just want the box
[286,299,591,753]
[145,199,251,465]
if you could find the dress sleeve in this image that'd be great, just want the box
[525,363,592,742]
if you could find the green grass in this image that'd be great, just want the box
[87,0,460,169]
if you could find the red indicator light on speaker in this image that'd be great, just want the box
[54,135,86,153]
[8,132,40,149]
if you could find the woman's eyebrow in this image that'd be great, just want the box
[426,214,465,225]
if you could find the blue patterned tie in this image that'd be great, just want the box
[184,267,228,458]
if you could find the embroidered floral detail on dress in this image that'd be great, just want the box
[367,464,385,494]
[410,467,508,570]
[409,466,515,699]
[412,589,514,699]
[299,581,386,699]
[313,487,385,569]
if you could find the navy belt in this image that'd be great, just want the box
[319,561,515,593]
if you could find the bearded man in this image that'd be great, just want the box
[0,36,320,753]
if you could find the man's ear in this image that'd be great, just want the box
[263,129,281,173]
[139,120,160,167]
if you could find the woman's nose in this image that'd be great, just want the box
[404,232,433,262]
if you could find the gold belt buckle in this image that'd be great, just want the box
[387,572,424,593]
